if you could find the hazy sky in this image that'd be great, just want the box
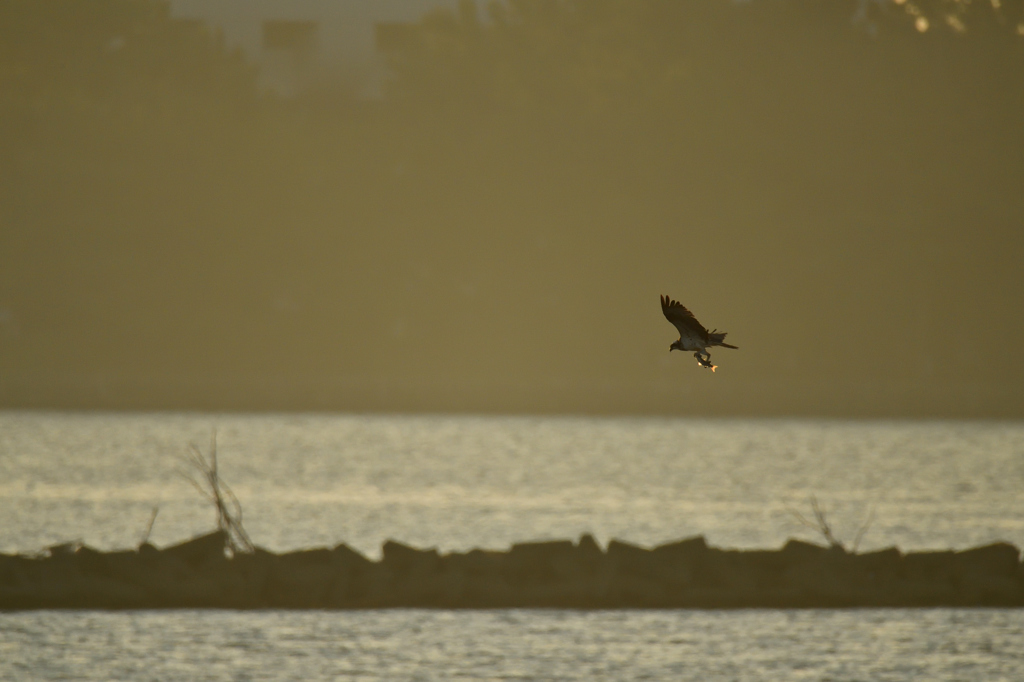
[1,0,1022,417]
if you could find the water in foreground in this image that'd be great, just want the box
[2,412,1024,680]
[2,608,1023,681]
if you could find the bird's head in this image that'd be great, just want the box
[669,340,682,352]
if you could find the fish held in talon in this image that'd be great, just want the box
[661,295,737,371]
[695,356,717,372]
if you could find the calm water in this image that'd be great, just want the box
[2,412,1024,681]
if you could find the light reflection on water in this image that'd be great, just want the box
[1,609,1023,682]
[1,412,1023,555]
[3,413,1024,681]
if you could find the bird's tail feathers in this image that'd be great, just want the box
[708,330,738,349]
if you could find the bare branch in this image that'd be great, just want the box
[179,429,254,554]
[787,495,843,550]
[787,496,877,553]
[140,506,159,546]
[852,507,876,553]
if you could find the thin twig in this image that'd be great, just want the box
[787,495,843,549]
[140,505,159,546]
[852,507,875,553]
[786,496,876,553]
[177,429,254,554]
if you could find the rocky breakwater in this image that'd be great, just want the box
[2,532,1022,609]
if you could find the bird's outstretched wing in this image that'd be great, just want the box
[660,295,709,340]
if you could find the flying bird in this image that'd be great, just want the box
[661,295,738,372]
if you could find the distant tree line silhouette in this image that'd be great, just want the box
[375,0,1023,116]
[2,0,1018,121]
[1,0,1022,416]
[0,0,254,116]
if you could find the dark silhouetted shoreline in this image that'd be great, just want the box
[3,531,1022,609]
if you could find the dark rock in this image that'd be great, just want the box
[653,535,708,562]
[264,547,340,608]
[605,573,670,606]
[373,541,448,606]
[950,543,1023,604]
[160,530,228,568]
[435,550,514,606]
[5,534,1024,609]
[127,545,225,607]
[648,536,707,593]
[75,572,150,608]
[79,540,228,606]
[956,570,1022,604]
[505,537,605,590]
[700,544,770,593]
[882,551,960,605]
[214,548,275,607]
[888,579,959,606]
[441,548,509,605]
[445,571,516,607]
[47,541,81,557]
[324,544,377,606]
[604,540,666,605]
[851,547,902,576]
[333,543,373,571]
[0,556,69,608]
[382,540,442,575]
[839,547,903,601]
[90,549,145,585]
[502,539,610,605]
[577,534,603,560]
[506,540,577,584]
[351,561,398,606]
[0,553,15,587]
[901,550,957,582]
[606,540,654,575]
[772,544,909,606]
[955,542,1020,578]
[606,540,695,605]
[735,549,791,573]
[2,552,149,608]
[443,548,505,576]
[282,547,333,563]
[573,535,606,574]
[712,549,789,594]
[69,546,141,580]
[780,538,830,563]
[72,545,110,575]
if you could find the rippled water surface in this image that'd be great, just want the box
[2,609,1023,682]
[2,412,1024,681]
[2,412,1023,554]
